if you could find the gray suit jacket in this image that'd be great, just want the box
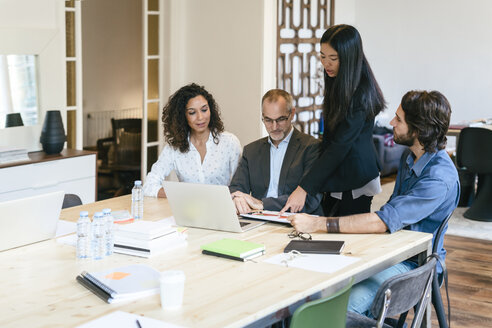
[230,128,323,214]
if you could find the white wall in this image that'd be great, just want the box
[167,0,276,146]
[337,0,492,126]
[82,0,143,116]
[0,0,65,151]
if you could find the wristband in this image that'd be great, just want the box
[326,217,340,233]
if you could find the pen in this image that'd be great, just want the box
[136,319,142,328]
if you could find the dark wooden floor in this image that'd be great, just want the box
[430,235,492,327]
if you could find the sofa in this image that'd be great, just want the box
[373,133,408,176]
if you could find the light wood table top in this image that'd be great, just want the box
[0,195,432,328]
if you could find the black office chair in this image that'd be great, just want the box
[62,194,83,209]
[346,256,437,328]
[456,127,492,221]
[97,118,142,198]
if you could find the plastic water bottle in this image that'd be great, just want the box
[102,208,114,256]
[91,212,106,260]
[76,211,91,259]
[132,180,144,220]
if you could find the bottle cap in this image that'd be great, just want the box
[79,211,89,217]
[94,212,103,218]
[102,208,111,214]
[135,180,142,186]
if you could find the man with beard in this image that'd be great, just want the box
[287,90,460,317]
[229,89,323,215]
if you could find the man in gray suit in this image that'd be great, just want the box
[230,89,323,214]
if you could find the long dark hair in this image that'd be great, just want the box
[320,24,385,133]
[401,90,451,153]
[162,83,224,153]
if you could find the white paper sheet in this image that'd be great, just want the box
[55,220,77,237]
[264,252,360,274]
[76,310,186,328]
[156,216,176,226]
[240,210,293,224]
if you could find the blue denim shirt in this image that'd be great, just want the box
[376,149,460,266]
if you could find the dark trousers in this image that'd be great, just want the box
[322,191,373,216]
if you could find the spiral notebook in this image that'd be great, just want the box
[76,264,160,303]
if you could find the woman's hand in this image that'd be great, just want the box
[157,187,167,198]
[281,186,307,213]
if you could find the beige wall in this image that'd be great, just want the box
[82,0,143,114]
[167,0,275,146]
[337,0,492,127]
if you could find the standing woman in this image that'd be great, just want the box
[282,24,385,216]
[143,83,241,198]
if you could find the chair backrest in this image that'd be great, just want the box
[456,127,492,174]
[111,118,142,166]
[370,257,437,327]
[290,279,353,328]
[62,193,83,209]
[432,211,453,255]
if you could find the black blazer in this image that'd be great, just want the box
[300,106,381,195]
[230,128,323,214]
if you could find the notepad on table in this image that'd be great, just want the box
[200,238,265,261]
[284,240,345,254]
[240,210,293,224]
[114,220,176,240]
[76,264,160,303]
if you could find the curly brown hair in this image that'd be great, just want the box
[162,83,224,153]
[401,90,451,153]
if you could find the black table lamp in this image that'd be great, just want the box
[5,113,24,127]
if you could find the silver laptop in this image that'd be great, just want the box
[163,181,265,232]
[0,191,65,251]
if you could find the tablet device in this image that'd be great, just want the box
[283,240,345,254]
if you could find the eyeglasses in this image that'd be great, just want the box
[288,229,312,241]
[262,114,291,125]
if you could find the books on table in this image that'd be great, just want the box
[0,146,29,164]
[113,220,187,258]
[114,220,176,240]
[200,238,265,261]
[76,264,160,304]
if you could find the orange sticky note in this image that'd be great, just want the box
[105,271,131,280]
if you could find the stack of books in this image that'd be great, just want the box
[76,264,160,303]
[0,147,29,165]
[114,220,187,258]
[200,238,265,262]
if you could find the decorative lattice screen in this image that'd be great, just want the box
[277,0,334,137]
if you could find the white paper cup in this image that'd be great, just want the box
[160,270,186,310]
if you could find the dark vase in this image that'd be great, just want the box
[40,110,66,154]
[5,113,24,127]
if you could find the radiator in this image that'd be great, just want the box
[84,108,142,147]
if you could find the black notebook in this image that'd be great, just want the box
[284,240,345,254]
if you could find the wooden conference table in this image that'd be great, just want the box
[0,196,432,328]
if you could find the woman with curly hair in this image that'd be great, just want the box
[143,83,241,198]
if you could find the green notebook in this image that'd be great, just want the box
[200,238,265,260]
